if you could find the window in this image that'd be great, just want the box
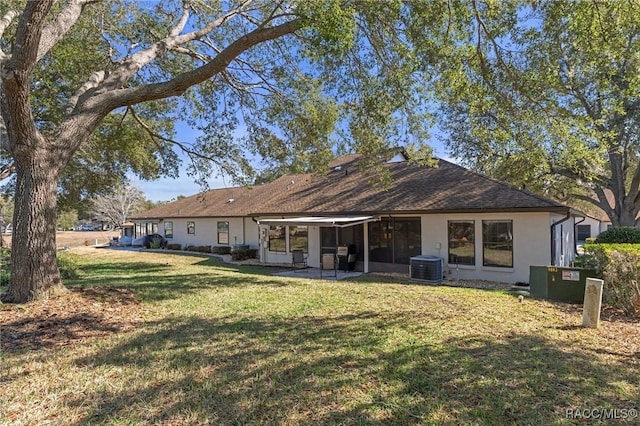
[483,220,513,268]
[135,223,142,237]
[448,221,475,265]
[187,221,195,235]
[577,224,591,242]
[164,221,173,239]
[217,221,229,244]
[146,222,158,235]
[289,226,308,253]
[268,225,286,252]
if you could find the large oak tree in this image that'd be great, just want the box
[0,0,436,302]
[418,0,640,226]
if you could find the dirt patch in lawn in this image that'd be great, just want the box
[0,286,146,353]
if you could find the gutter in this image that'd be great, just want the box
[550,211,571,265]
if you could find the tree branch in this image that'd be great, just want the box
[593,186,616,222]
[127,106,223,166]
[98,0,255,93]
[0,10,19,59]
[550,164,611,190]
[37,0,102,62]
[569,192,613,219]
[90,19,301,111]
[169,1,191,37]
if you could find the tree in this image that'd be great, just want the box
[0,1,437,302]
[419,1,640,226]
[56,209,78,231]
[92,181,144,228]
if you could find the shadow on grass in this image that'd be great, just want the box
[72,260,290,302]
[69,313,639,425]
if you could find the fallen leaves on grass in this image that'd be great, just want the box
[0,286,146,352]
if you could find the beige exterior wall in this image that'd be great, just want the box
[576,216,601,241]
[138,211,572,285]
[134,217,259,249]
[421,212,558,284]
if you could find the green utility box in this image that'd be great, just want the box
[529,266,597,303]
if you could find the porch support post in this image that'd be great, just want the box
[364,222,369,273]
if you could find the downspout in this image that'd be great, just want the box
[574,215,586,257]
[252,217,261,262]
[550,211,571,265]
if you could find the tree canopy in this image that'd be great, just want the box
[0,0,445,302]
[423,0,640,226]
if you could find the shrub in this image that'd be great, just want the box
[0,247,10,286]
[584,243,640,317]
[183,245,211,253]
[57,252,82,280]
[595,227,640,244]
[231,248,258,261]
[212,246,232,255]
[166,243,182,250]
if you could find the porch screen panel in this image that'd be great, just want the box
[289,226,308,253]
[369,219,393,263]
[321,227,337,254]
[393,219,421,264]
[269,225,286,252]
[448,221,475,265]
[482,220,513,268]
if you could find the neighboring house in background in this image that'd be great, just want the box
[574,213,611,244]
[130,153,581,283]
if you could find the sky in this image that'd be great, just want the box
[129,121,234,202]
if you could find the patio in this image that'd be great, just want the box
[273,268,363,281]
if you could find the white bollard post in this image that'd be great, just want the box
[582,278,604,328]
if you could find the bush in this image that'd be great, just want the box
[166,243,182,250]
[595,227,640,243]
[57,252,82,280]
[231,248,258,261]
[184,245,212,253]
[584,243,640,317]
[212,246,232,255]
[0,247,10,286]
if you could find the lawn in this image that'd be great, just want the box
[1,248,639,425]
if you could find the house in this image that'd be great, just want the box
[130,153,580,283]
[575,212,610,244]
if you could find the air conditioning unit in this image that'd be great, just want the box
[410,256,444,284]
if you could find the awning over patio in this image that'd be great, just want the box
[257,216,379,228]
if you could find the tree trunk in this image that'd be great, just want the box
[1,149,64,303]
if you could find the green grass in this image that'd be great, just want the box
[2,249,639,425]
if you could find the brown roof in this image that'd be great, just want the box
[131,155,568,219]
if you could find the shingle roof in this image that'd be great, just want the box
[131,155,567,219]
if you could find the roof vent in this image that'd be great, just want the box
[226,198,235,204]
[334,166,342,171]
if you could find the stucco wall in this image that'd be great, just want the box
[577,216,609,239]
[134,217,259,249]
[421,212,556,284]
[137,211,570,284]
